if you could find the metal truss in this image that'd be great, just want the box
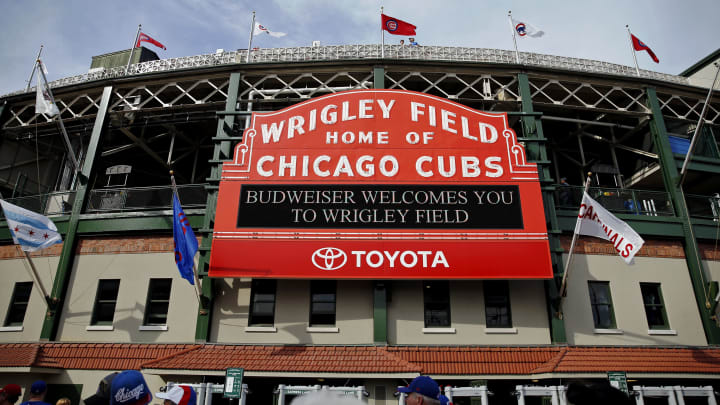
[239,71,373,101]
[528,77,649,113]
[109,77,229,112]
[385,71,520,102]
[3,90,104,129]
[656,91,720,124]
[2,45,687,98]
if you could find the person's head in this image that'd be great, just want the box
[84,372,119,405]
[409,37,415,42]
[30,381,47,398]
[400,40,405,44]
[109,371,151,405]
[56,398,71,405]
[155,386,196,405]
[561,177,568,184]
[397,376,441,405]
[0,384,22,405]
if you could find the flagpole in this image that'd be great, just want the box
[246,11,256,63]
[508,11,520,64]
[126,24,142,74]
[25,45,43,93]
[558,172,592,297]
[170,170,203,305]
[626,25,640,77]
[37,60,80,173]
[381,6,385,58]
[17,246,52,307]
[678,62,720,187]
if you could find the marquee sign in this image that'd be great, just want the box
[209,90,552,279]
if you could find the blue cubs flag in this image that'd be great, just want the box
[173,193,198,285]
[0,199,62,252]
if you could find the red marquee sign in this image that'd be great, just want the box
[209,90,552,279]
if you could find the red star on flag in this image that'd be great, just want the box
[28,229,34,236]
[43,233,49,239]
[14,226,19,232]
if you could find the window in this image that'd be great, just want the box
[309,280,336,326]
[640,283,669,329]
[90,279,120,325]
[484,281,512,328]
[143,279,172,325]
[249,279,276,326]
[423,281,450,327]
[588,281,616,329]
[4,282,33,326]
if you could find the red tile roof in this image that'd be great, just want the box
[2,343,719,376]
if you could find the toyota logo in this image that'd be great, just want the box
[312,247,347,271]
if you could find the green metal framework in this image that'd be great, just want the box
[40,86,113,340]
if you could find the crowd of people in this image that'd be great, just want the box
[0,371,196,405]
[1,373,630,405]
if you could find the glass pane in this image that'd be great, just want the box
[249,279,276,326]
[252,302,274,315]
[312,293,336,302]
[97,280,120,300]
[646,307,666,328]
[94,302,117,324]
[4,282,33,326]
[312,302,335,314]
[149,279,172,300]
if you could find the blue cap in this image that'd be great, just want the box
[397,376,440,399]
[30,381,47,395]
[110,371,151,405]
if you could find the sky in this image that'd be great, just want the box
[0,0,718,96]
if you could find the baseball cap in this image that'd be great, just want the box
[155,386,196,405]
[84,372,119,405]
[397,376,440,399]
[109,371,151,405]
[0,384,22,404]
[30,381,47,395]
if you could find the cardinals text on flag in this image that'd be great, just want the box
[381,13,416,36]
[35,74,59,117]
[254,22,287,38]
[510,17,544,38]
[631,33,659,63]
[172,193,198,285]
[574,192,645,263]
[136,32,167,50]
[0,199,62,252]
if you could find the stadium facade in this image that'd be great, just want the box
[1,44,720,404]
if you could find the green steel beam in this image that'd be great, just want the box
[373,66,385,89]
[646,87,720,344]
[373,281,388,344]
[556,213,686,237]
[76,213,203,233]
[674,156,720,174]
[194,72,242,342]
[517,73,566,343]
[40,86,113,341]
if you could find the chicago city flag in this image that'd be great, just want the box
[0,199,62,252]
[172,193,198,285]
[35,74,59,117]
[574,192,645,264]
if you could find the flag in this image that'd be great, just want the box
[381,13,416,36]
[254,22,287,38]
[631,33,659,63]
[35,74,59,117]
[172,193,198,285]
[510,17,544,38]
[0,199,62,252]
[574,192,645,263]
[136,32,167,50]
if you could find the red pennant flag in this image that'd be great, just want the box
[381,14,416,36]
[631,34,658,63]
[136,32,167,50]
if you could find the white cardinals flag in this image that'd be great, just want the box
[254,22,286,38]
[35,73,59,117]
[574,192,645,264]
[510,17,545,38]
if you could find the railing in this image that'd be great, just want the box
[86,184,207,213]
[2,45,688,97]
[555,185,675,217]
[0,191,76,219]
[685,193,720,220]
